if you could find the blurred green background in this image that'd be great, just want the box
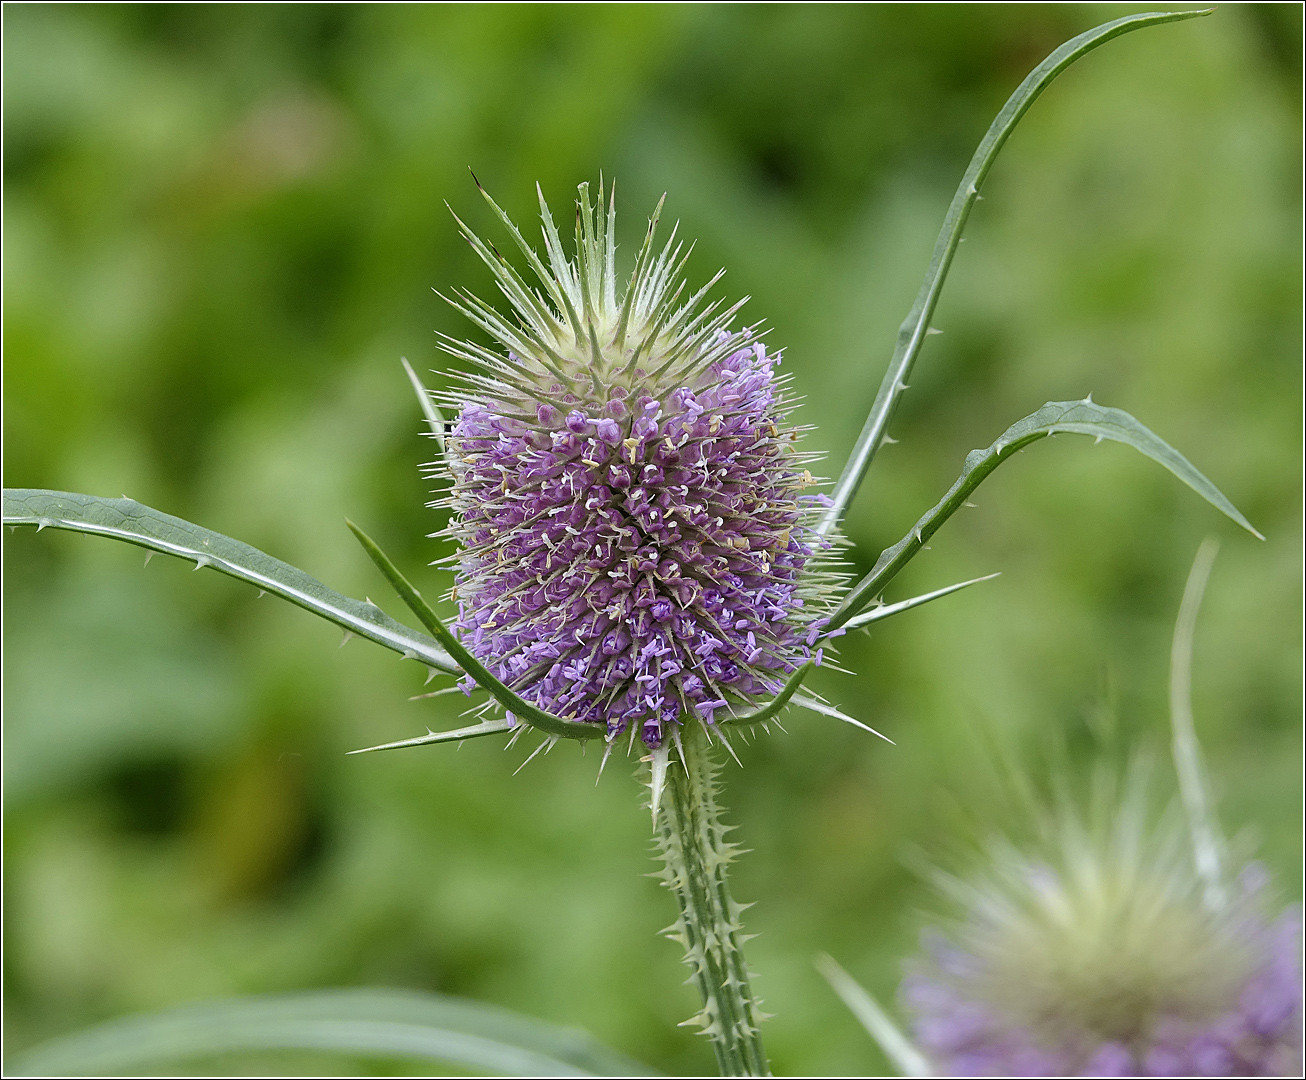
[3,3,1300,1075]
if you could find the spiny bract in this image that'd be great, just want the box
[429,181,841,749]
[902,804,1303,1077]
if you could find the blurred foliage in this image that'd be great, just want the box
[3,4,1300,1076]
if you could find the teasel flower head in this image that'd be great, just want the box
[430,181,841,750]
[901,794,1303,1077]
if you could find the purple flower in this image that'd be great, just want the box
[433,182,840,747]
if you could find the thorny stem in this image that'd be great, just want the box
[654,721,769,1076]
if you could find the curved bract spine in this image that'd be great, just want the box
[348,520,605,741]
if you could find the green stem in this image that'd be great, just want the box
[654,721,769,1077]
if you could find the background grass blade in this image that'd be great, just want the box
[3,489,459,674]
[1170,537,1228,912]
[817,7,1213,537]
[815,955,932,1078]
[829,398,1259,630]
[4,987,659,1078]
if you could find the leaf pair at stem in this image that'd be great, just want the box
[0,384,1257,753]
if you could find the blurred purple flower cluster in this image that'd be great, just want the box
[904,866,1302,1077]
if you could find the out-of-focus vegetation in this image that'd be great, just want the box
[3,4,1299,1075]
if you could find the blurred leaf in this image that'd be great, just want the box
[2,489,458,673]
[2,559,242,803]
[5,987,658,1077]
[832,398,1260,627]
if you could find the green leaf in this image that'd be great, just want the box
[829,399,1261,630]
[2,489,459,674]
[818,7,1214,537]
[4,987,658,1077]
[347,520,605,742]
